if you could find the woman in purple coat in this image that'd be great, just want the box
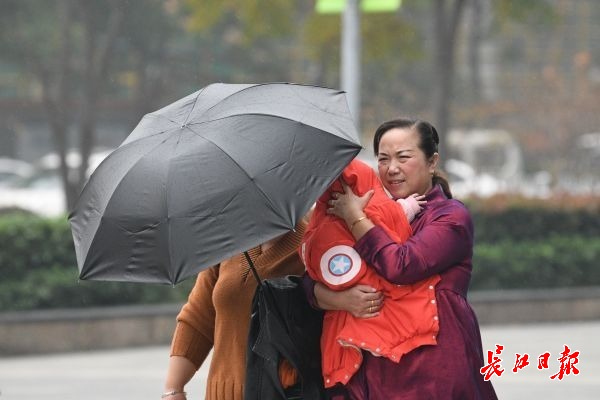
[307,118,498,399]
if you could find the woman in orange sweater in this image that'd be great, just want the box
[162,222,306,400]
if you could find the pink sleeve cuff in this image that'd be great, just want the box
[396,196,421,222]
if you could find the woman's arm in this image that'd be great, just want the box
[328,182,473,285]
[163,356,197,399]
[315,282,383,318]
[302,273,383,318]
[163,267,219,397]
[356,207,473,284]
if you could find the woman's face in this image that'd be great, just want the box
[377,127,439,199]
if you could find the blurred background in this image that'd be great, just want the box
[0,0,599,344]
[1,1,599,398]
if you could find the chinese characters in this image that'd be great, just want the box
[481,344,580,381]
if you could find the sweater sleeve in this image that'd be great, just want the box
[354,205,474,285]
[170,265,219,369]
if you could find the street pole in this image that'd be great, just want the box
[317,0,400,130]
[341,0,361,129]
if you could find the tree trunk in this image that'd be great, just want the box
[41,0,74,212]
[468,0,483,101]
[131,41,168,129]
[69,1,125,211]
[432,0,466,161]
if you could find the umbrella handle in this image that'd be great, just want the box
[244,251,262,285]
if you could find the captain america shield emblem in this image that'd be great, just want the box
[320,245,362,286]
[329,254,352,276]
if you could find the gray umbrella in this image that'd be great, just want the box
[69,83,361,284]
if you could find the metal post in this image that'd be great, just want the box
[342,0,361,129]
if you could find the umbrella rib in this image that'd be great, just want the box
[187,113,341,140]
[77,130,185,283]
[182,86,208,126]
[191,83,349,123]
[195,83,261,117]
[185,128,291,225]
[119,116,181,147]
[124,87,208,147]
[288,85,354,120]
[165,129,186,284]
[72,129,174,236]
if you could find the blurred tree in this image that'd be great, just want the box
[116,0,183,125]
[183,0,314,85]
[1,0,127,209]
[411,0,561,163]
[183,0,424,138]
[0,0,184,211]
[186,0,295,38]
[431,0,467,160]
[465,0,490,102]
[3,0,596,199]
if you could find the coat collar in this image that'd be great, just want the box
[424,184,447,203]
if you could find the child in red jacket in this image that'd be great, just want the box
[301,159,441,388]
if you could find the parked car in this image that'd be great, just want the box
[36,148,113,178]
[0,157,34,188]
[0,149,112,217]
[0,171,65,217]
[445,158,504,198]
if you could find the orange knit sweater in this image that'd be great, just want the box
[170,222,306,400]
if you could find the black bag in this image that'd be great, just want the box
[244,275,326,400]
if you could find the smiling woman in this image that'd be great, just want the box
[374,119,447,201]
[307,117,498,399]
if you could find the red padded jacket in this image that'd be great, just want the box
[301,159,440,388]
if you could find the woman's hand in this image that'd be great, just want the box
[327,181,376,239]
[314,283,383,318]
[327,181,374,226]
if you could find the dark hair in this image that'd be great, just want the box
[373,118,452,199]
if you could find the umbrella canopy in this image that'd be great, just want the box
[69,83,361,284]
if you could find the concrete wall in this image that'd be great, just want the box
[2,287,600,356]
[0,304,180,355]
[470,286,600,325]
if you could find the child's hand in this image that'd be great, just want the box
[409,193,427,210]
[397,193,427,222]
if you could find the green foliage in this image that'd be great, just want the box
[0,214,74,282]
[471,208,600,242]
[1,202,599,310]
[2,0,185,103]
[472,235,600,290]
[184,0,296,39]
[494,0,558,28]
[0,214,193,311]
[304,6,422,63]
[182,0,424,94]
[468,202,600,290]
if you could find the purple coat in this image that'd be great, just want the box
[322,185,498,399]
